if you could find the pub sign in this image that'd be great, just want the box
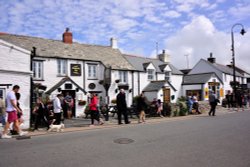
[70,64,81,76]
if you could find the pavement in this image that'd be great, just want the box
[0,106,244,138]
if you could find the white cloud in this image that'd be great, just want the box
[163,15,250,73]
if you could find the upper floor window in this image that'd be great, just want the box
[57,59,67,76]
[147,69,155,80]
[88,64,97,79]
[119,71,127,83]
[165,71,171,81]
[33,61,43,80]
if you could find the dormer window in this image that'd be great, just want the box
[165,71,171,81]
[147,69,155,80]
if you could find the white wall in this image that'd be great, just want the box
[0,40,31,128]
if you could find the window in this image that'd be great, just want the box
[33,61,43,80]
[165,71,171,81]
[147,69,155,80]
[88,64,97,79]
[119,71,127,83]
[57,59,67,76]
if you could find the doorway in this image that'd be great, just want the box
[163,88,170,103]
[62,90,76,118]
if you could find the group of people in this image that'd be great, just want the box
[187,95,202,115]
[226,90,250,111]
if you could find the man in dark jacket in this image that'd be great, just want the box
[116,89,130,125]
[208,91,219,116]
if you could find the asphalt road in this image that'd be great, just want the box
[1,110,250,167]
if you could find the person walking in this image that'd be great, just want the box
[33,97,50,131]
[1,85,27,139]
[89,93,103,126]
[137,93,147,123]
[156,99,164,117]
[208,91,219,116]
[116,89,130,125]
[53,94,63,125]
[226,91,234,110]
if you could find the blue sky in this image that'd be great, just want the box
[0,0,250,71]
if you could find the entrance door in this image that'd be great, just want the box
[163,88,170,103]
[62,90,76,118]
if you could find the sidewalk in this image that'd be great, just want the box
[26,106,237,137]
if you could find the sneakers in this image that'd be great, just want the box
[19,131,28,136]
[1,134,12,139]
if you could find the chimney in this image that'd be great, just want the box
[207,52,216,63]
[110,37,118,49]
[62,28,73,44]
[158,50,170,63]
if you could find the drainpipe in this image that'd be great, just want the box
[30,47,36,128]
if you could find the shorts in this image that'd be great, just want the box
[7,110,18,123]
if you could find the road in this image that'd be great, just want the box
[1,110,250,167]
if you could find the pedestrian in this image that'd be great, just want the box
[89,93,103,126]
[0,96,6,128]
[192,94,201,114]
[186,96,193,114]
[11,92,24,135]
[208,91,219,116]
[156,99,164,117]
[64,92,73,119]
[33,97,50,131]
[1,85,27,139]
[226,90,234,110]
[116,89,130,125]
[137,93,147,123]
[53,94,63,125]
[236,91,244,112]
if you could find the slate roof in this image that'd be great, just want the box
[0,34,135,70]
[123,54,183,75]
[183,73,222,85]
[143,80,177,92]
[201,59,243,77]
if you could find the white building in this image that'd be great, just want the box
[185,53,246,100]
[0,39,32,129]
[0,30,135,120]
[123,50,183,103]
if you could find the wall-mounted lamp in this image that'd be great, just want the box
[76,88,79,92]
[57,88,61,92]
[129,89,132,93]
[115,89,118,93]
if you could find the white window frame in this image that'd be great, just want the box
[57,59,67,76]
[147,69,155,80]
[165,71,171,81]
[119,71,127,83]
[88,64,97,79]
[33,61,43,80]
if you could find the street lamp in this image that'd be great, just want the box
[231,23,246,95]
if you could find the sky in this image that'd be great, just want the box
[0,0,250,72]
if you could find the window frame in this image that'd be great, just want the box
[87,64,98,79]
[119,71,128,83]
[147,69,155,80]
[32,60,44,80]
[57,59,67,76]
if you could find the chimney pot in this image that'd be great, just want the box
[110,38,118,49]
[63,28,73,44]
